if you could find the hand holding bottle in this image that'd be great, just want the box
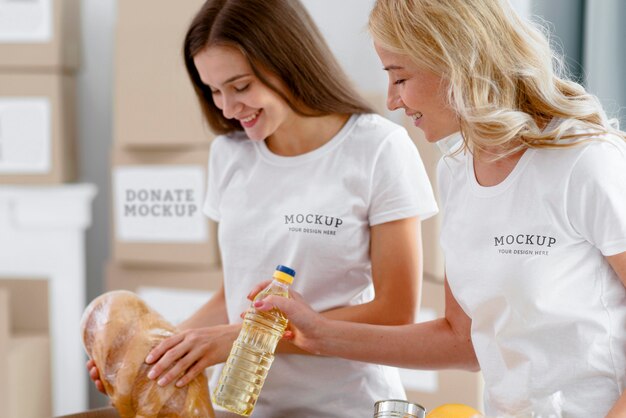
[249,280,328,355]
[213,265,298,416]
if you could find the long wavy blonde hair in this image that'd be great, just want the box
[369,0,625,158]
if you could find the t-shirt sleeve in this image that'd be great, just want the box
[368,128,438,226]
[203,136,225,222]
[566,138,626,256]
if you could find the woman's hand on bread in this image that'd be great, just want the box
[144,323,240,387]
[86,358,106,395]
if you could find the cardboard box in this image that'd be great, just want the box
[0,278,49,334]
[114,0,213,148]
[106,262,223,325]
[0,72,77,184]
[402,279,483,411]
[0,282,52,418]
[111,146,220,267]
[0,0,80,71]
[361,91,389,116]
[106,262,223,293]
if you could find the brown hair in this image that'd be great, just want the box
[184,0,373,135]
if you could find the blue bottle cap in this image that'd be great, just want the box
[275,265,296,277]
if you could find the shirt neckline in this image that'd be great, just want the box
[465,117,562,197]
[254,114,359,166]
[466,147,536,197]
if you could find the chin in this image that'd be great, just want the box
[244,129,265,142]
[421,128,439,143]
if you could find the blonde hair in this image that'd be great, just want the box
[369,0,625,158]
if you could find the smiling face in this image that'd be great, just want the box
[374,42,460,142]
[193,45,293,141]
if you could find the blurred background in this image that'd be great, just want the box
[0,0,624,416]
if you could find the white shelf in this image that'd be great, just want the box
[0,183,96,416]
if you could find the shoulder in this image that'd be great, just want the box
[346,113,416,155]
[437,150,469,178]
[535,132,626,176]
[537,118,626,168]
[350,113,408,140]
[568,134,626,177]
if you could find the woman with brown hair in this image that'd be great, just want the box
[88,0,437,416]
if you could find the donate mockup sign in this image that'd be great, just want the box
[113,165,208,243]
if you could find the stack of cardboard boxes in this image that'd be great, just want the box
[0,0,79,184]
[0,280,51,418]
[0,0,81,416]
[107,0,223,321]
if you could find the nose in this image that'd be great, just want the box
[386,85,403,111]
[221,93,243,119]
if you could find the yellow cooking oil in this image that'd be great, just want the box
[212,265,295,416]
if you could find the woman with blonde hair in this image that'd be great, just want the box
[87,0,438,416]
[253,0,626,416]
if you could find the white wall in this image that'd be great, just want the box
[77,0,117,408]
[509,0,533,18]
[301,0,385,94]
[584,0,626,124]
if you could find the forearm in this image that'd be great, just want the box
[313,317,478,371]
[606,391,626,418]
[276,299,405,355]
[320,298,414,325]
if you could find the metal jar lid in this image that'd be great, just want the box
[374,399,426,418]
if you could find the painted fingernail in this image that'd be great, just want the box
[157,378,167,386]
[145,354,154,363]
[253,300,263,307]
[147,370,156,380]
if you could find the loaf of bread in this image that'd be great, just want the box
[81,290,215,418]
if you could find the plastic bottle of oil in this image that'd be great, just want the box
[212,265,295,416]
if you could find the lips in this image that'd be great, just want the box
[240,110,260,128]
[409,111,423,127]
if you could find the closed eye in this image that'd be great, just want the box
[234,84,250,93]
[393,79,406,85]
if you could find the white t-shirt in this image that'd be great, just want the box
[205,113,438,417]
[437,128,626,417]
